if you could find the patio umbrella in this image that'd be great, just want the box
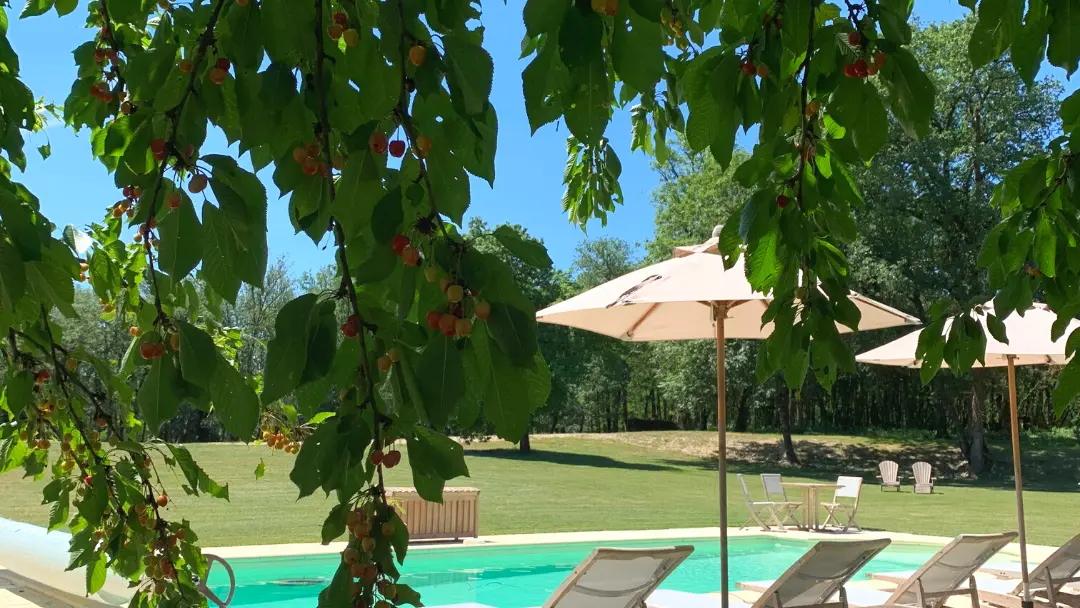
[536,231,919,608]
[856,302,1080,608]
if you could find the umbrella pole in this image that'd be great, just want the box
[714,302,729,608]
[1007,356,1033,608]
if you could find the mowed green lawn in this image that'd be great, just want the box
[1,433,1077,547]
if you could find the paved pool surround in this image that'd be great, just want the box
[0,527,1058,608]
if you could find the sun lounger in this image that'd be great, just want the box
[851,532,1017,607]
[543,545,694,607]
[972,532,1080,608]
[650,539,891,608]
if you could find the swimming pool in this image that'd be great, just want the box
[205,536,1000,607]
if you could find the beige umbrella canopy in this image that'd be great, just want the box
[857,302,1080,607]
[537,232,919,608]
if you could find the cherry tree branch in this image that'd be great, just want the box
[312,0,387,502]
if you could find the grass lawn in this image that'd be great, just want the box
[1,432,1077,547]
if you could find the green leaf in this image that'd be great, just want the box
[492,225,552,268]
[219,0,264,71]
[394,583,423,607]
[563,57,609,145]
[880,47,935,139]
[485,303,539,366]
[483,348,533,442]
[611,3,663,93]
[261,294,318,404]
[321,502,349,544]
[0,239,26,311]
[968,0,1022,70]
[345,35,398,122]
[388,510,408,563]
[138,355,183,433]
[167,444,230,499]
[1012,0,1050,84]
[254,459,266,480]
[407,427,469,493]
[1053,357,1080,415]
[985,313,1010,344]
[3,370,34,417]
[20,0,54,18]
[1035,212,1058,277]
[290,420,337,498]
[417,334,465,429]
[156,196,203,280]
[559,6,602,68]
[371,188,404,245]
[422,141,471,224]
[47,487,69,532]
[444,36,494,115]
[260,0,315,63]
[200,203,242,303]
[524,0,567,35]
[211,360,260,441]
[0,191,41,261]
[1048,0,1080,76]
[61,225,92,255]
[203,155,268,287]
[333,149,384,239]
[175,322,219,388]
[522,41,567,134]
[86,551,107,595]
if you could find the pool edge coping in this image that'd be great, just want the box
[206,527,1057,561]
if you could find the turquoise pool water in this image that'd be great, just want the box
[206,536,995,607]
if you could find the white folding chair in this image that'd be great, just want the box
[761,473,802,528]
[739,473,780,531]
[821,476,863,532]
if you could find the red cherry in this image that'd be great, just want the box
[389,140,406,158]
[332,11,348,25]
[853,59,868,77]
[843,64,858,78]
[369,133,388,155]
[848,31,862,46]
[425,311,442,329]
[94,48,106,62]
[150,139,166,155]
[215,57,230,70]
[139,342,164,360]
[776,194,789,208]
[873,50,886,67]
[390,234,411,255]
[341,314,359,338]
[740,61,755,76]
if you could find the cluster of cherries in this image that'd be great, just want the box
[292,141,343,177]
[843,33,886,78]
[370,446,401,468]
[262,430,302,453]
[328,11,362,47]
[111,185,141,220]
[739,58,769,78]
[138,332,177,361]
[88,26,122,104]
[343,508,400,608]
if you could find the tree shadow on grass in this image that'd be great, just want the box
[466,448,680,472]
[656,438,1080,492]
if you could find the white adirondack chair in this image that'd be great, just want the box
[912,461,935,494]
[821,476,863,532]
[878,460,901,491]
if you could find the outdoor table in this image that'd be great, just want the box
[781,482,838,531]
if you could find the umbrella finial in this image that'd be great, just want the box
[712,224,723,238]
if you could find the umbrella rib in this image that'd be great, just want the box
[625,302,661,338]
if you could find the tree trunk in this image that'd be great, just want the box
[964,372,992,475]
[779,386,800,465]
[519,432,531,453]
[734,390,750,432]
[622,390,628,431]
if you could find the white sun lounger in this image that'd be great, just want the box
[876,532,1080,608]
[650,539,892,608]
[846,532,1017,608]
[434,546,693,608]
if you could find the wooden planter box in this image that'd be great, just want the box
[385,487,480,541]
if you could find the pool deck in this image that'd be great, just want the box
[0,527,1058,607]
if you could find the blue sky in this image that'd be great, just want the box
[4,2,1060,274]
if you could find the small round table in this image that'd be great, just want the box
[780,482,838,531]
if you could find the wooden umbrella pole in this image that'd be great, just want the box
[714,302,729,608]
[1007,356,1033,608]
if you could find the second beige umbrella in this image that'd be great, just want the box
[537,234,919,608]
[857,302,1080,608]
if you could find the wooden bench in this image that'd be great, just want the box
[385,487,480,541]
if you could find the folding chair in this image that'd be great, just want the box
[821,476,863,532]
[761,473,802,528]
[739,473,780,531]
